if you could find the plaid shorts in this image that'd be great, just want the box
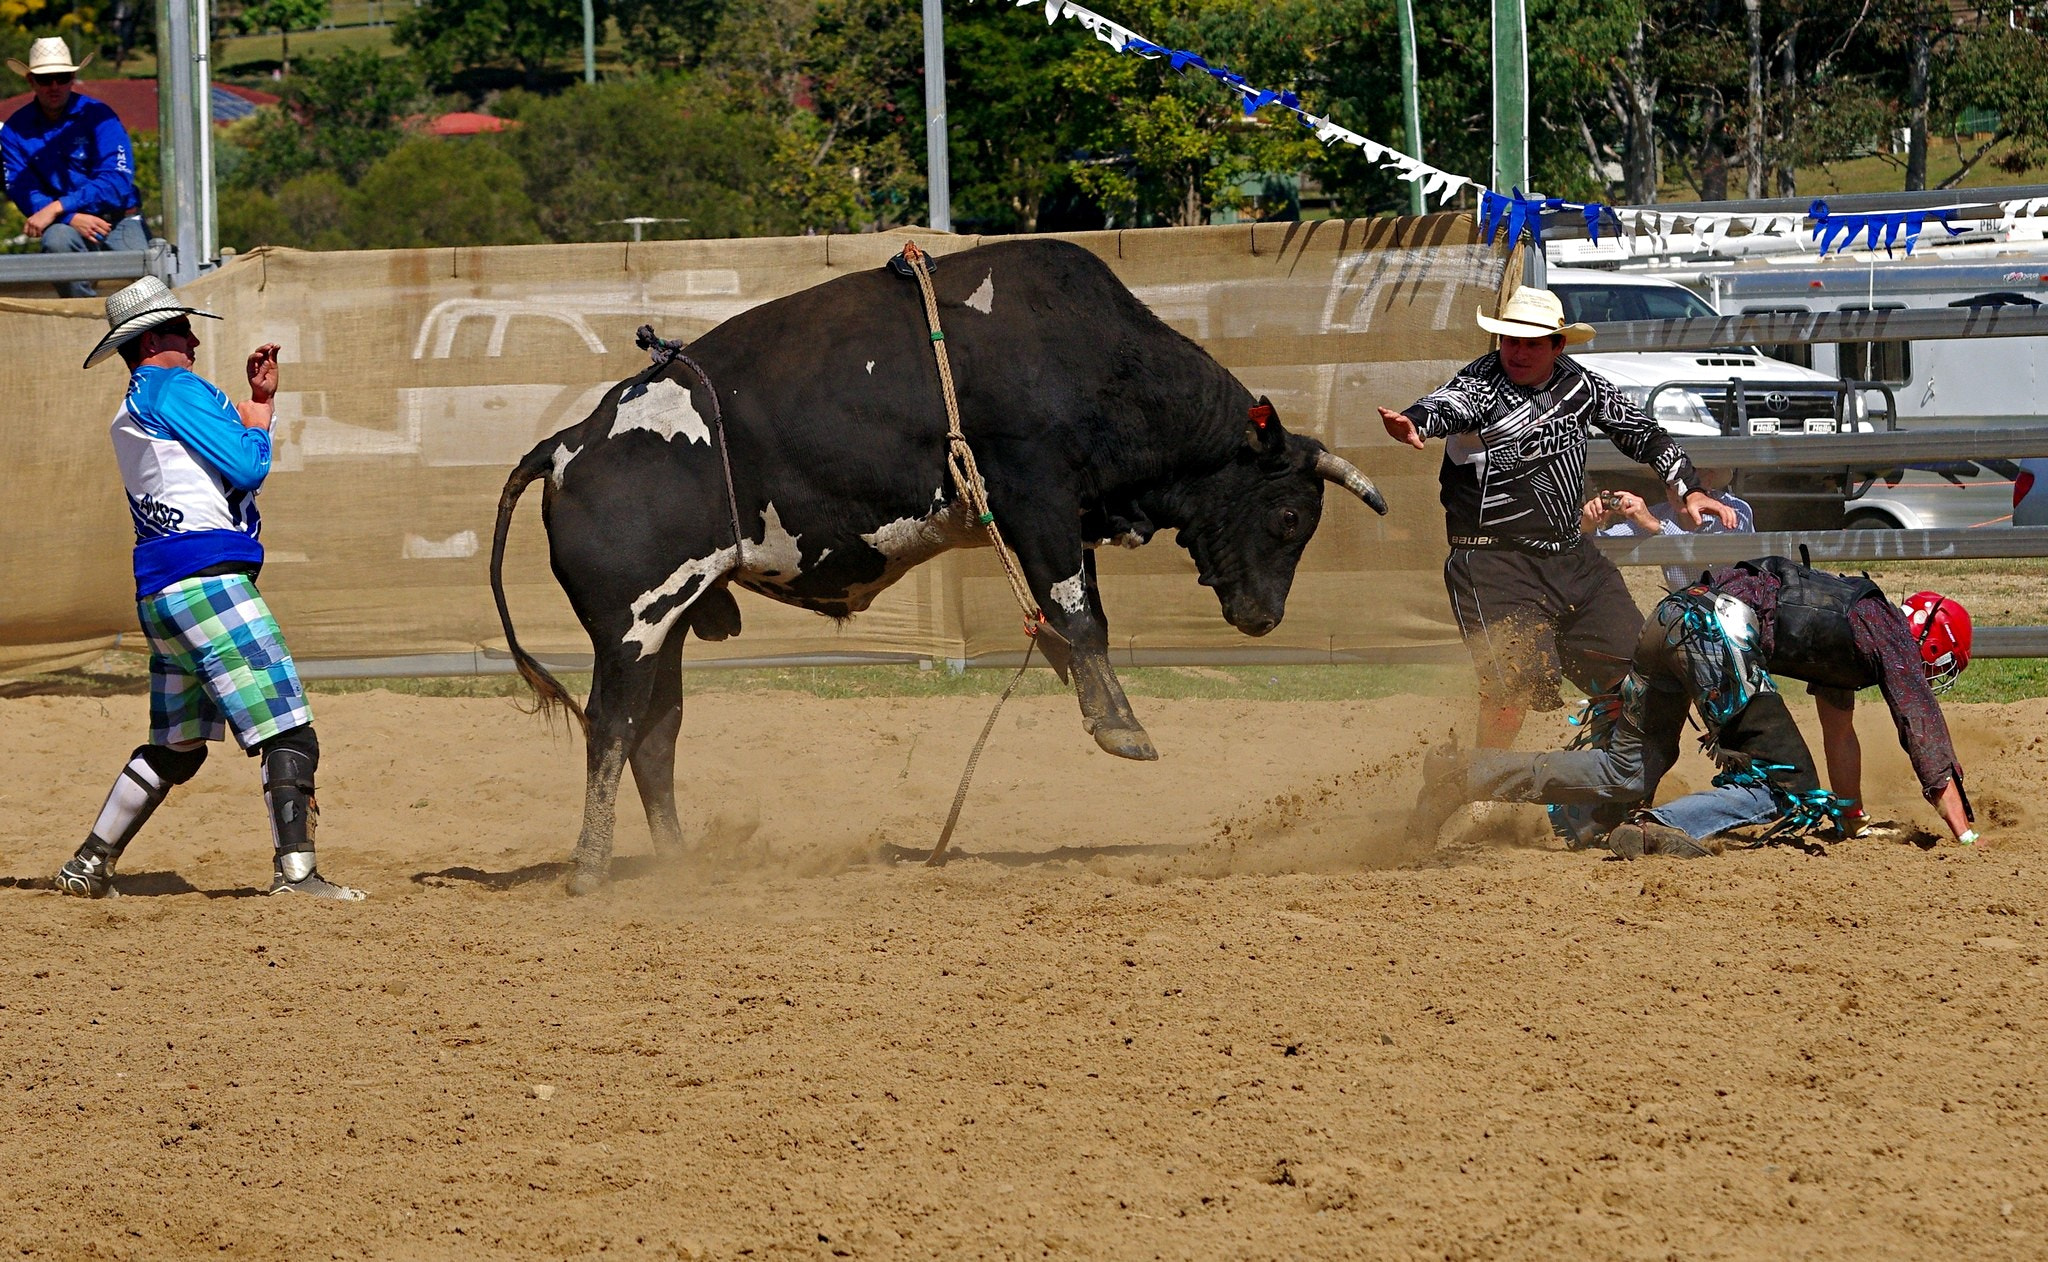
[139,573,312,750]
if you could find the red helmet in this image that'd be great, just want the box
[1901,591,1971,693]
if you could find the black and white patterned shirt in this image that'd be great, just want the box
[1406,351,1700,553]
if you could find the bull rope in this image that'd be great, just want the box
[634,326,747,564]
[899,241,1060,867]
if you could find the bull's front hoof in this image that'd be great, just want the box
[1093,724,1159,761]
[566,867,609,896]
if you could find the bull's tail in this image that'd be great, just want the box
[491,444,589,738]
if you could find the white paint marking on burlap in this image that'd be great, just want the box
[609,377,709,444]
[623,545,738,659]
[550,442,581,488]
[1049,570,1088,615]
[965,272,995,314]
[866,360,875,375]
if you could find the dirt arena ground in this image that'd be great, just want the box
[2,681,2045,1260]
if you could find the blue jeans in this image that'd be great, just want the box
[1645,782,1779,841]
[41,213,149,299]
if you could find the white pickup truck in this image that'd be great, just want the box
[1548,266,1864,528]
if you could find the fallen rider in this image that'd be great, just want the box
[1406,555,1977,857]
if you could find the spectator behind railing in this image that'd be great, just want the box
[2,38,146,300]
[1586,466,1755,591]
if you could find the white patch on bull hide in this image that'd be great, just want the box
[861,499,982,565]
[609,377,709,444]
[623,544,738,659]
[1049,570,1088,615]
[866,360,875,375]
[550,442,581,488]
[738,503,804,579]
[965,272,995,314]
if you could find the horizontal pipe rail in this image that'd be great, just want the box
[0,240,173,284]
[1585,426,2048,471]
[1589,526,2048,565]
[1583,304,2048,352]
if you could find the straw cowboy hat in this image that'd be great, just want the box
[7,36,93,79]
[1476,287,1595,345]
[84,277,220,369]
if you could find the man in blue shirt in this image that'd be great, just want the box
[55,276,365,900]
[3,37,146,299]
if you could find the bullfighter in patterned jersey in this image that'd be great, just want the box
[1378,287,1738,747]
[54,277,364,900]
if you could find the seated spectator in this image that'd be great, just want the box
[1585,467,1753,590]
[3,37,146,300]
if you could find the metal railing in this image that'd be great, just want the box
[0,239,173,287]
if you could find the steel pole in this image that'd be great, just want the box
[156,0,201,285]
[1491,0,1528,195]
[1396,0,1423,217]
[581,0,596,84]
[922,0,951,232]
[193,0,216,265]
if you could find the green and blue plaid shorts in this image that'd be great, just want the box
[139,573,312,749]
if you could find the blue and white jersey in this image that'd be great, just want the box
[111,365,271,598]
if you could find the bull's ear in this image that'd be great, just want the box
[1244,396,1286,461]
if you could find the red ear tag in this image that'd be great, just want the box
[1248,403,1274,429]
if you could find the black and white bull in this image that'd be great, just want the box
[490,237,1386,893]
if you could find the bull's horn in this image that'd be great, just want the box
[1315,451,1388,515]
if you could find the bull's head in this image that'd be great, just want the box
[1170,398,1386,636]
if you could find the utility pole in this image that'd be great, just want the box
[1490,0,1527,195]
[582,0,596,84]
[157,0,213,284]
[922,0,951,232]
[1397,0,1423,217]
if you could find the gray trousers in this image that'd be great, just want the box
[1464,683,1692,808]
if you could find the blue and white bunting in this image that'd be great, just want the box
[1006,0,2048,254]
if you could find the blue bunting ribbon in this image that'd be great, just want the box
[1807,199,1964,257]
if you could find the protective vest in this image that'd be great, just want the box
[1734,556,1882,692]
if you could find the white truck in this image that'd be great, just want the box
[1546,266,1867,528]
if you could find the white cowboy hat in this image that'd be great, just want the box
[7,36,94,79]
[84,276,221,369]
[1476,287,1595,345]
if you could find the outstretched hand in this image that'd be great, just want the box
[1677,489,1739,531]
[1379,406,1425,450]
[246,343,281,403]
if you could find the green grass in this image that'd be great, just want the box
[1662,141,2048,201]
[303,663,1470,704]
[8,656,2045,704]
[1940,656,2048,705]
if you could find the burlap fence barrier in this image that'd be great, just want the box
[0,215,1510,677]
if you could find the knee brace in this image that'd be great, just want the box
[258,726,320,871]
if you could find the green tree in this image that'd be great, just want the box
[612,0,728,72]
[347,136,543,247]
[1934,23,2048,187]
[395,0,605,88]
[495,78,792,240]
[225,47,433,191]
[232,0,331,76]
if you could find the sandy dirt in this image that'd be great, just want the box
[1,682,2045,1260]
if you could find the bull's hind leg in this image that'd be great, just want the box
[569,649,663,895]
[628,635,687,858]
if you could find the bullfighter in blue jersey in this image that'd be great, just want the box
[2,38,146,299]
[56,276,364,900]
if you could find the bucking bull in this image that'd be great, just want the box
[491,238,1386,893]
